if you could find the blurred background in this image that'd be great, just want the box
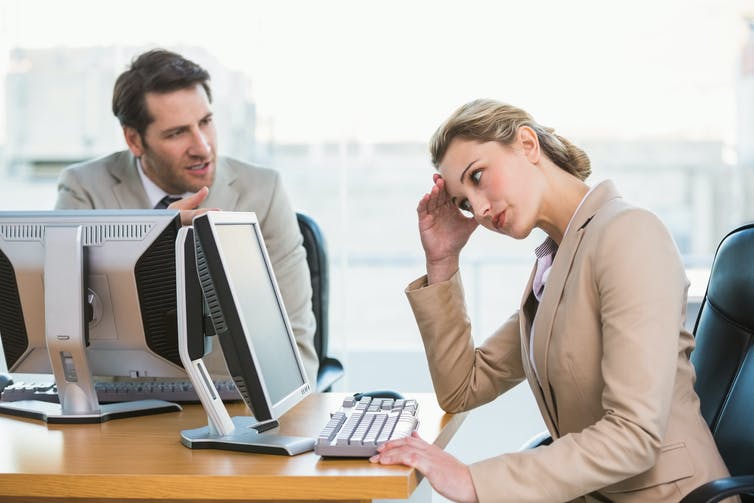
[2,1,754,499]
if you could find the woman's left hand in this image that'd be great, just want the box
[370,431,478,503]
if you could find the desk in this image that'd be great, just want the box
[0,393,466,503]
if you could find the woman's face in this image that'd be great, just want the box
[438,134,543,239]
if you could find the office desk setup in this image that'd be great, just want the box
[0,393,467,503]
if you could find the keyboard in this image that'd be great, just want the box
[315,395,419,457]
[0,378,242,404]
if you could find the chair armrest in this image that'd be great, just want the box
[315,356,344,392]
[519,430,553,450]
[680,475,754,503]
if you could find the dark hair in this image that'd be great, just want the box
[430,99,591,181]
[112,49,212,136]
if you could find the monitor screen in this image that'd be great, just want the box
[192,211,310,424]
[0,210,188,378]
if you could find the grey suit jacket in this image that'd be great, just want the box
[406,180,731,502]
[55,150,318,385]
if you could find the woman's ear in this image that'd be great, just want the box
[518,126,541,164]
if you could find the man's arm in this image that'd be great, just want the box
[258,173,318,385]
[54,167,95,209]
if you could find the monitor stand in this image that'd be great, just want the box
[175,227,314,455]
[0,225,181,424]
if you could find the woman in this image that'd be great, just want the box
[370,99,732,502]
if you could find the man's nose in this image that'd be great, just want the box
[188,128,211,157]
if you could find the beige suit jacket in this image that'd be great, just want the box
[54,150,318,385]
[406,180,731,502]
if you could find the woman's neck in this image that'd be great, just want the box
[537,161,590,246]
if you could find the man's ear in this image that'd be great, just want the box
[518,125,541,164]
[123,126,145,157]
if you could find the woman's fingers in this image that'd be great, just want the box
[371,432,478,503]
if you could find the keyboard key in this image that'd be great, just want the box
[318,412,347,443]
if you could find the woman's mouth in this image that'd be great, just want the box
[492,211,506,230]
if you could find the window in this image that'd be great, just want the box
[1,0,752,382]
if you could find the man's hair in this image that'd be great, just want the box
[112,49,212,137]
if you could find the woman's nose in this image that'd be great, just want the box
[470,195,490,220]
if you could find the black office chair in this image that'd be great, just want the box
[680,223,754,502]
[296,212,344,392]
[521,224,754,502]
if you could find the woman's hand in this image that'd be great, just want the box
[167,186,219,226]
[370,431,478,503]
[418,174,478,283]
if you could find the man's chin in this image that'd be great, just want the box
[185,170,216,192]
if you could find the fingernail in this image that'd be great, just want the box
[369,455,378,463]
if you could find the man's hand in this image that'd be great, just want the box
[167,186,218,225]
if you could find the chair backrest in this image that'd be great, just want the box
[296,213,343,391]
[690,223,754,477]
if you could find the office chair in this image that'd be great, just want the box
[680,223,754,502]
[521,224,754,502]
[296,212,344,392]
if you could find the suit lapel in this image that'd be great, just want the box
[204,157,240,210]
[518,268,560,435]
[109,151,151,208]
[530,180,622,425]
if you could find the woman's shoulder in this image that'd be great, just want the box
[590,198,667,235]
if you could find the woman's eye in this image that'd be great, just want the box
[459,200,473,217]
[471,170,482,184]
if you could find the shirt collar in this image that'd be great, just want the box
[136,157,192,208]
[534,184,595,259]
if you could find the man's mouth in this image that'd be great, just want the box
[186,161,211,172]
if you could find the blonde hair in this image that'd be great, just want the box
[429,99,591,181]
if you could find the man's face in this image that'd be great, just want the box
[124,84,217,194]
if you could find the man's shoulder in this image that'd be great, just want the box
[219,156,280,190]
[220,156,278,179]
[64,151,133,175]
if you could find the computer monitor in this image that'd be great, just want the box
[0,210,189,422]
[177,212,314,455]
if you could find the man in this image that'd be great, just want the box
[55,49,318,385]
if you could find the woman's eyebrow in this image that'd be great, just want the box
[460,159,479,183]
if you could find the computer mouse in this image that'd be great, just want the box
[0,373,12,394]
[353,389,404,401]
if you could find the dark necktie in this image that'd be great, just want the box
[154,195,182,209]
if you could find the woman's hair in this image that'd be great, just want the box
[429,99,591,181]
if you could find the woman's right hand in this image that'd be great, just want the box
[418,174,478,284]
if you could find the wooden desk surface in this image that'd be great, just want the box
[0,393,466,503]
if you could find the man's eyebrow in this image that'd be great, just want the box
[161,125,188,136]
[460,159,479,183]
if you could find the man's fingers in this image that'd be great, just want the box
[169,186,210,210]
[178,207,217,226]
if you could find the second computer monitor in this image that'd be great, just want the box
[192,211,310,425]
